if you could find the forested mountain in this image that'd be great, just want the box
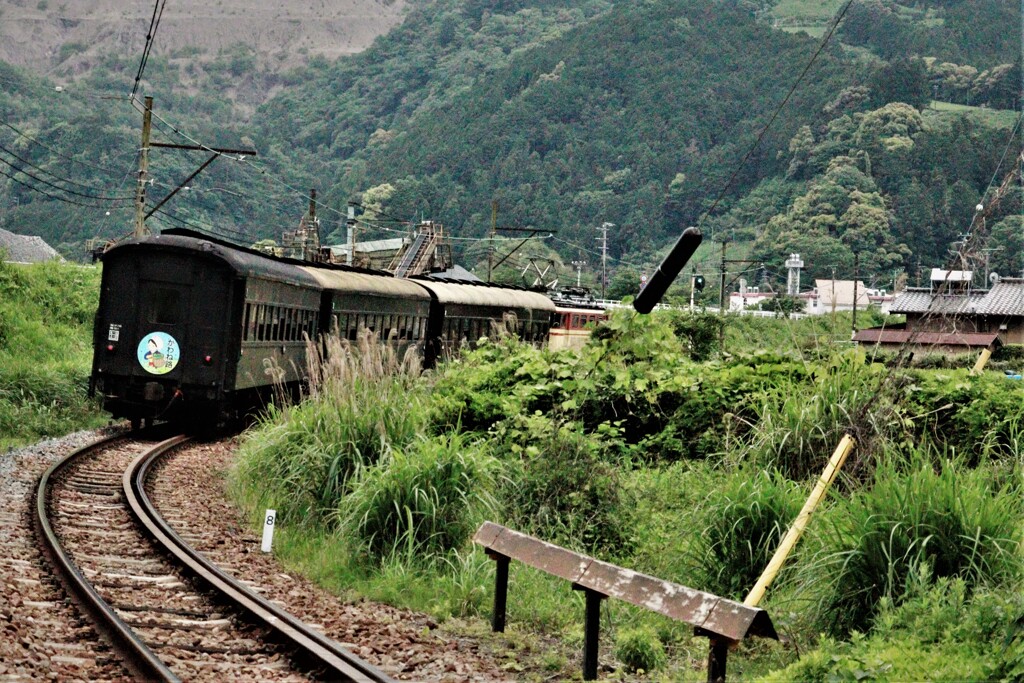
[0,0,1020,290]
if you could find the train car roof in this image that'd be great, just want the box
[103,232,323,288]
[297,266,431,300]
[157,228,390,275]
[414,279,556,311]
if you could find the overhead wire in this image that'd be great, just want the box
[0,151,133,203]
[0,166,126,209]
[0,142,133,198]
[692,0,856,233]
[0,119,132,177]
[130,0,167,102]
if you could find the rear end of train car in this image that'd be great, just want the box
[90,233,320,428]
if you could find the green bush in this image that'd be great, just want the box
[615,626,667,674]
[0,261,103,447]
[765,580,1024,682]
[697,469,803,601]
[809,453,1022,636]
[498,415,634,557]
[337,433,498,563]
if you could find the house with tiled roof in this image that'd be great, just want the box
[853,274,1024,353]
[974,277,1024,345]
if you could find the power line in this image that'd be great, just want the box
[130,0,167,101]
[0,142,132,198]
[0,166,125,209]
[0,152,133,202]
[1,119,131,177]
[692,0,856,231]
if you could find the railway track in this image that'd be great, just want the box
[34,432,393,682]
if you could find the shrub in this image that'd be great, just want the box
[337,433,498,563]
[498,415,634,557]
[615,626,667,674]
[697,469,803,600]
[764,580,1024,682]
[808,452,1022,636]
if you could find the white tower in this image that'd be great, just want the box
[785,253,804,296]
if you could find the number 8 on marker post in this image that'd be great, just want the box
[262,509,276,553]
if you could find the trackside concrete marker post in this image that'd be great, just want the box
[261,509,276,553]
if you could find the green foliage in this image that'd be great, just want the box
[904,369,1024,460]
[614,626,667,674]
[808,453,1022,636]
[742,350,896,479]
[0,261,103,447]
[757,295,805,316]
[337,432,498,563]
[766,581,1024,682]
[498,415,634,556]
[697,469,803,600]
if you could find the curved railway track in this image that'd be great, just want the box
[34,432,393,682]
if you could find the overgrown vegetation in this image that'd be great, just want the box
[232,309,1024,678]
[0,259,105,448]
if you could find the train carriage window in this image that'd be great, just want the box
[146,287,183,325]
[243,303,253,341]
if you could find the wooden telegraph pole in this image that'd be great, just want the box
[133,96,154,238]
[133,97,257,238]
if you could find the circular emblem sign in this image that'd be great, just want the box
[137,331,179,375]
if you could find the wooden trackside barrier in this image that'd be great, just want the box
[473,522,778,681]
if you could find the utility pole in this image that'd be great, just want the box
[598,222,612,299]
[133,97,256,238]
[133,95,153,238]
[488,200,497,282]
[980,246,1003,285]
[346,204,355,265]
[719,240,728,354]
[718,241,728,313]
[852,253,859,333]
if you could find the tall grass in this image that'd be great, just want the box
[232,330,426,523]
[337,431,499,563]
[696,468,803,601]
[739,350,903,480]
[805,450,1023,636]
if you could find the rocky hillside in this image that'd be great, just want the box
[0,0,407,77]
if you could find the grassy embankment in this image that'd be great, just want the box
[0,258,106,449]
[231,309,1024,680]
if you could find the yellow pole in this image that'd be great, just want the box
[970,347,993,376]
[744,433,856,607]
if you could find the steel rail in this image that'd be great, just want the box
[34,432,180,682]
[125,436,394,682]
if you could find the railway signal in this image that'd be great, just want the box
[633,227,703,313]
